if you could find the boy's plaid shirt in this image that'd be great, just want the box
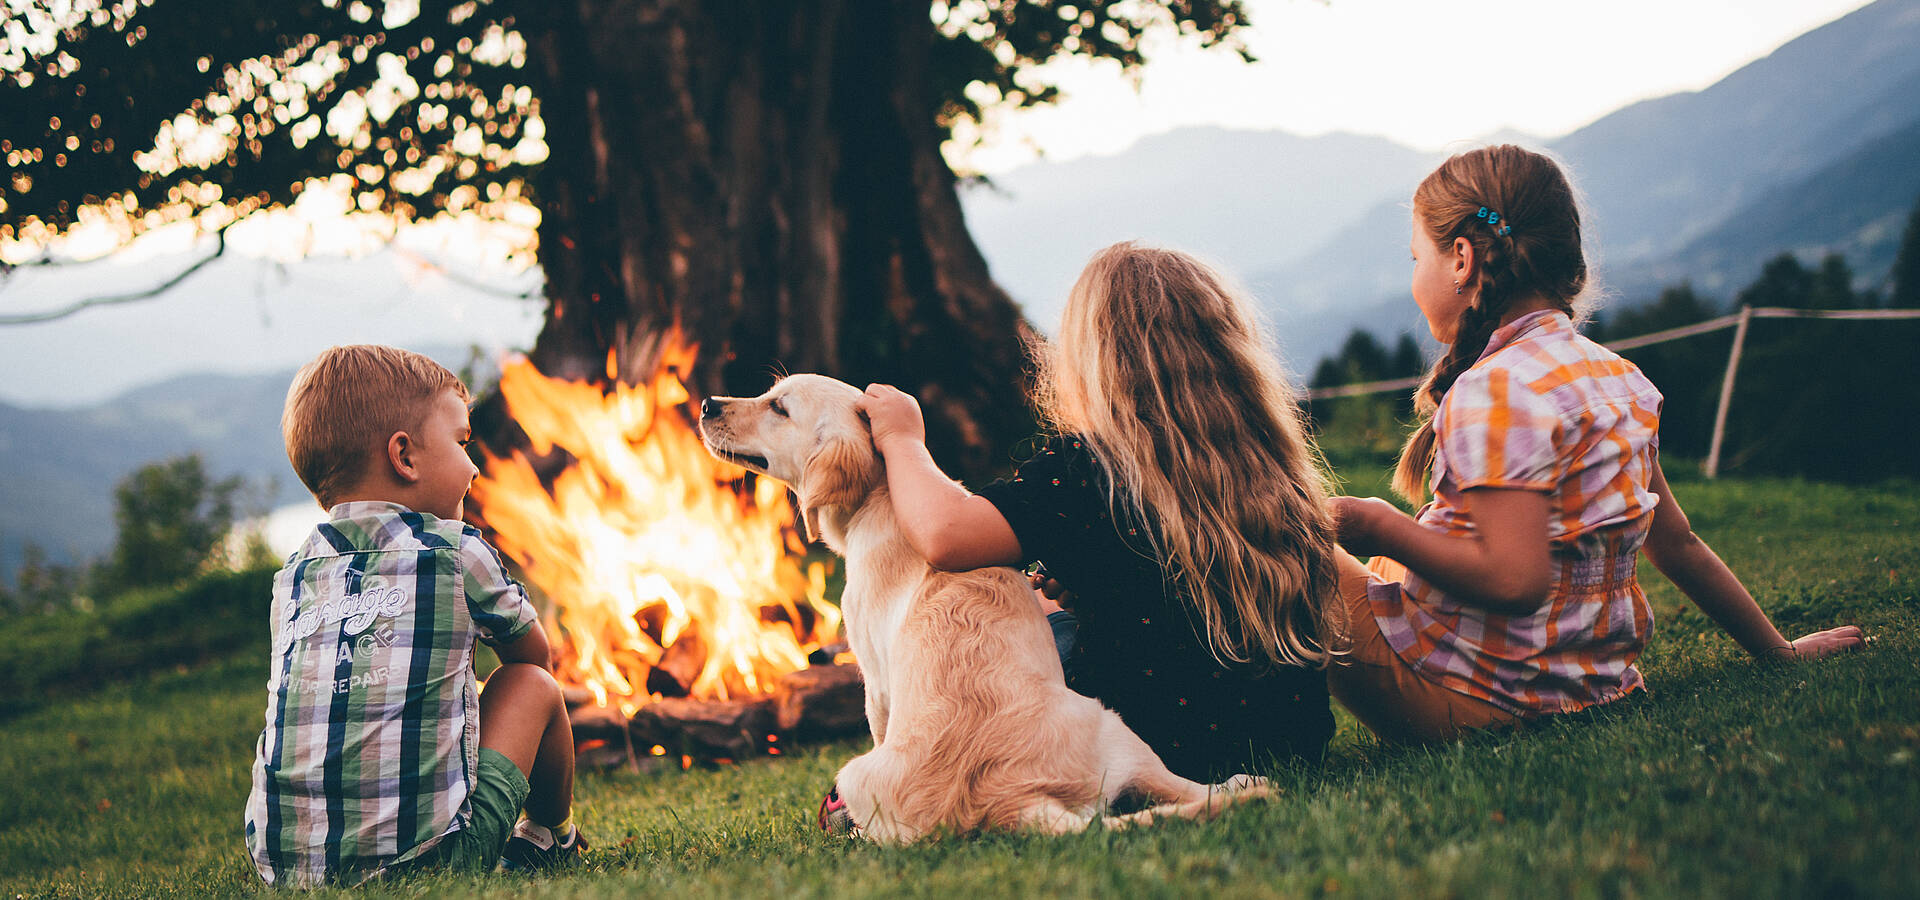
[244,501,538,886]
[1368,310,1665,715]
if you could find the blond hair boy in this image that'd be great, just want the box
[244,345,582,885]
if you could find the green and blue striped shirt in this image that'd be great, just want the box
[244,501,538,885]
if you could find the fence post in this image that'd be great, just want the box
[1703,304,1754,479]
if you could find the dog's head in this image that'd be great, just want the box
[697,374,880,544]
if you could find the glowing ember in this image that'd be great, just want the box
[470,335,840,718]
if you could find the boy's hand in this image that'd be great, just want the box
[856,384,926,455]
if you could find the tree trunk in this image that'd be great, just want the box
[488,0,1034,479]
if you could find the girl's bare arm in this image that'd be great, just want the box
[855,384,1023,571]
[1332,488,1553,615]
[1641,460,1862,660]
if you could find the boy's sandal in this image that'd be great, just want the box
[501,820,587,872]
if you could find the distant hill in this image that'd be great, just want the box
[958,127,1440,331]
[0,345,492,585]
[1552,0,1920,263]
[1625,119,1920,298]
[1253,194,1433,373]
[1257,0,1920,364]
[0,371,296,584]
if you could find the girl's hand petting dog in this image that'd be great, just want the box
[857,384,926,455]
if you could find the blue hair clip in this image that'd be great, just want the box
[1475,206,1513,236]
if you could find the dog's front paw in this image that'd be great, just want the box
[818,785,869,840]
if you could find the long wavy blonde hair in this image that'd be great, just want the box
[1033,242,1341,668]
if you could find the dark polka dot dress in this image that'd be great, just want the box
[975,433,1334,780]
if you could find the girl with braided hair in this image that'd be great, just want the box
[1327,145,1861,743]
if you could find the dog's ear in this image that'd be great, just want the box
[797,436,878,542]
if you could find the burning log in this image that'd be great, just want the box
[568,703,639,770]
[629,696,778,762]
[569,662,867,769]
[773,663,866,739]
[645,627,709,698]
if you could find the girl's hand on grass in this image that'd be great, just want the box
[1765,625,1866,662]
[1330,495,1400,558]
[856,383,926,455]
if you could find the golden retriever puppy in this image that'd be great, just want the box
[699,374,1268,842]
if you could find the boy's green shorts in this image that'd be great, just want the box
[384,748,530,877]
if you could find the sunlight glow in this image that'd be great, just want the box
[941,0,1878,174]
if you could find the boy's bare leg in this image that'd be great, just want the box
[479,663,574,827]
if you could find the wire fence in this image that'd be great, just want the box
[1302,305,1920,477]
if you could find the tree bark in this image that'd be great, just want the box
[489,0,1035,479]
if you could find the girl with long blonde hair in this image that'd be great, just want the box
[1327,145,1861,743]
[859,241,1342,779]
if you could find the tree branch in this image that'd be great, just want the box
[389,245,546,301]
[0,225,231,326]
[0,221,545,327]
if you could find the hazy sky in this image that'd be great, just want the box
[950,0,1878,172]
[0,0,1880,408]
[0,218,545,408]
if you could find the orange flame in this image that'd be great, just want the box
[470,335,839,718]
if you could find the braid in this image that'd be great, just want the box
[1427,299,1501,409]
[1391,299,1500,501]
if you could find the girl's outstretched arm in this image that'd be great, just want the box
[1332,488,1554,615]
[1642,459,1863,660]
[855,384,1022,571]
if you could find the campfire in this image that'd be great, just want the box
[468,335,863,767]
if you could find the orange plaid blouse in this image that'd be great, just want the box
[1367,309,1664,714]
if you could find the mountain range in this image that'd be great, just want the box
[0,349,483,586]
[0,372,298,586]
[964,0,1920,366]
[6,0,1918,584]
[957,127,1441,339]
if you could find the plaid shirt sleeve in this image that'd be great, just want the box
[1435,365,1563,492]
[458,527,539,647]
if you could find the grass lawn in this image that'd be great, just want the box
[3,462,1917,898]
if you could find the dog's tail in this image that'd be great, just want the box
[1100,779,1273,830]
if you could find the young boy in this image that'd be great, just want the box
[244,345,583,885]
